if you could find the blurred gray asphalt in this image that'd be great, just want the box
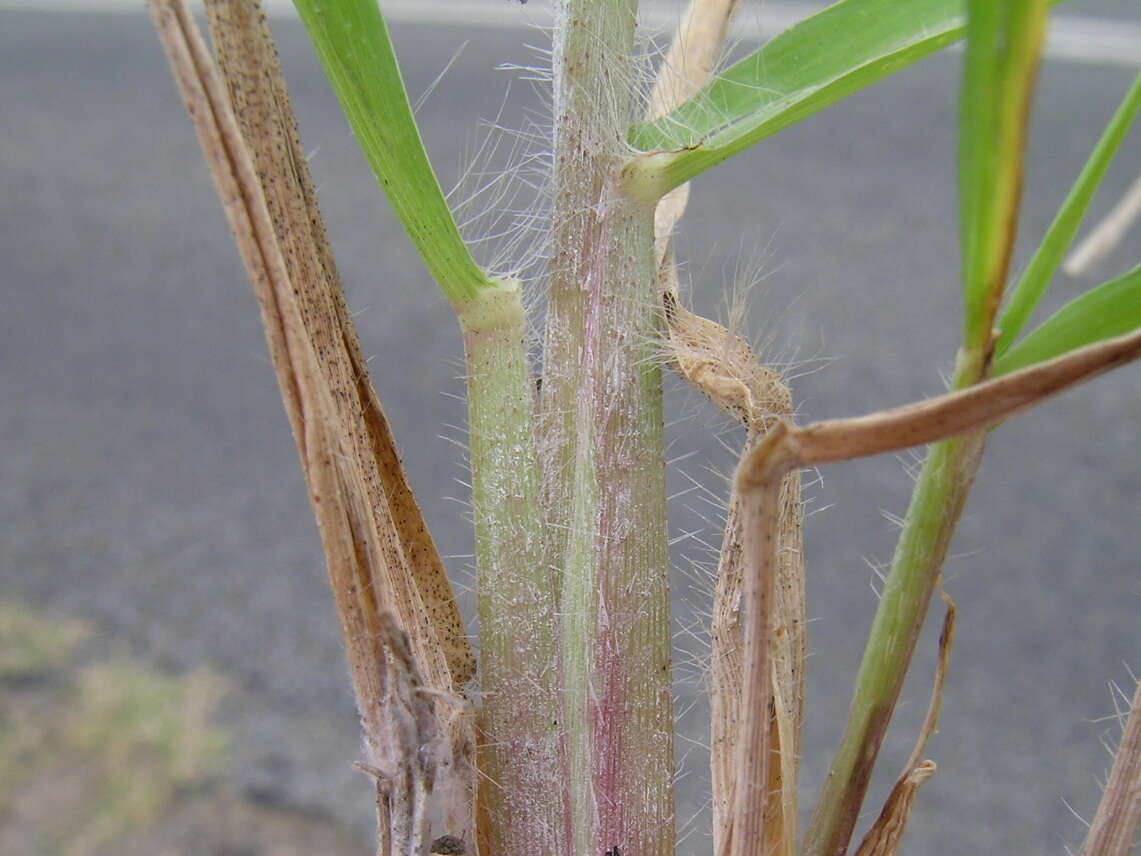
[2,3,1139,853]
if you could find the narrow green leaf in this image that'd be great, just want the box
[996,71,1141,355]
[958,0,1048,357]
[631,0,964,154]
[624,0,1064,199]
[293,0,497,306]
[994,266,1141,376]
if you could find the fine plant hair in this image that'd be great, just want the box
[147,1,1141,855]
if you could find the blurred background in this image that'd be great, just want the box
[2,1,1139,853]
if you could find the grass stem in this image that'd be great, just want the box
[542,2,676,853]
[462,285,564,856]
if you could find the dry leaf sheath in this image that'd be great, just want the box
[200,0,473,689]
[1079,678,1141,856]
[147,0,475,849]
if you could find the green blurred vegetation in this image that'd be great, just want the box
[0,597,227,856]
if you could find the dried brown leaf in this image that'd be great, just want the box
[852,761,937,856]
[854,593,956,856]
[1065,172,1141,276]
[201,0,474,694]
[148,1,476,850]
[646,4,804,853]
[647,0,740,264]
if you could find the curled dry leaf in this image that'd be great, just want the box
[646,3,804,854]
[664,264,805,856]
[854,592,957,856]
[852,760,937,856]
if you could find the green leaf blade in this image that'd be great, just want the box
[994,265,1141,376]
[996,71,1141,355]
[958,0,1048,357]
[632,0,964,154]
[624,0,1071,201]
[293,0,494,306]
[626,0,1066,197]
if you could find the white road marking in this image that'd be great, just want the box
[5,0,1139,67]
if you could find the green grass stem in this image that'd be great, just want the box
[558,200,674,856]
[805,5,1048,851]
[542,2,675,853]
[462,283,564,856]
[802,421,986,856]
[959,0,1048,356]
[540,0,641,555]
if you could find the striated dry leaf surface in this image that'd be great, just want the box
[148,1,476,850]
[202,0,473,694]
[1079,678,1141,856]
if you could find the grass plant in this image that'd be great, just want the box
[147,0,1141,853]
